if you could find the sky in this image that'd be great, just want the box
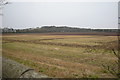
[1,1,119,29]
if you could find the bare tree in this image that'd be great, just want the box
[102,49,120,78]
[0,0,9,16]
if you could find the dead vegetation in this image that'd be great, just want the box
[2,34,118,78]
[102,49,120,78]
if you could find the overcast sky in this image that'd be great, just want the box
[1,2,118,29]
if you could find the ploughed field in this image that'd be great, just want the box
[2,33,118,78]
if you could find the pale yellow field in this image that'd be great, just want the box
[2,34,118,78]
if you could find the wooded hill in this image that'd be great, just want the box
[1,26,119,33]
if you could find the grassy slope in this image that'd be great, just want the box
[2,34,118,78]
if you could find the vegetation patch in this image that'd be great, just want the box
[2,34,118,78]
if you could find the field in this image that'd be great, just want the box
[2,33,118,78]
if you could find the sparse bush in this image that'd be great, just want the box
[102,49,120,78]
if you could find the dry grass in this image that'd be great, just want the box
[2,34,118,78]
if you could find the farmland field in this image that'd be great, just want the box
[2,33,118,78]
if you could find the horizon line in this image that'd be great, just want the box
[2,26,119,29]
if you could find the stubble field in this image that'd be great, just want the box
[2,33,118,78]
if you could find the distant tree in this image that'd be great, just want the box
[7,26,118,33]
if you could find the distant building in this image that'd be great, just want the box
[2,28,16,33]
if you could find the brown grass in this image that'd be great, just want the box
[2,33,118,78]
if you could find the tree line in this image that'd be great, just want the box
[1,26,119,33]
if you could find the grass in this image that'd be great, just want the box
[2,34,118,78]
